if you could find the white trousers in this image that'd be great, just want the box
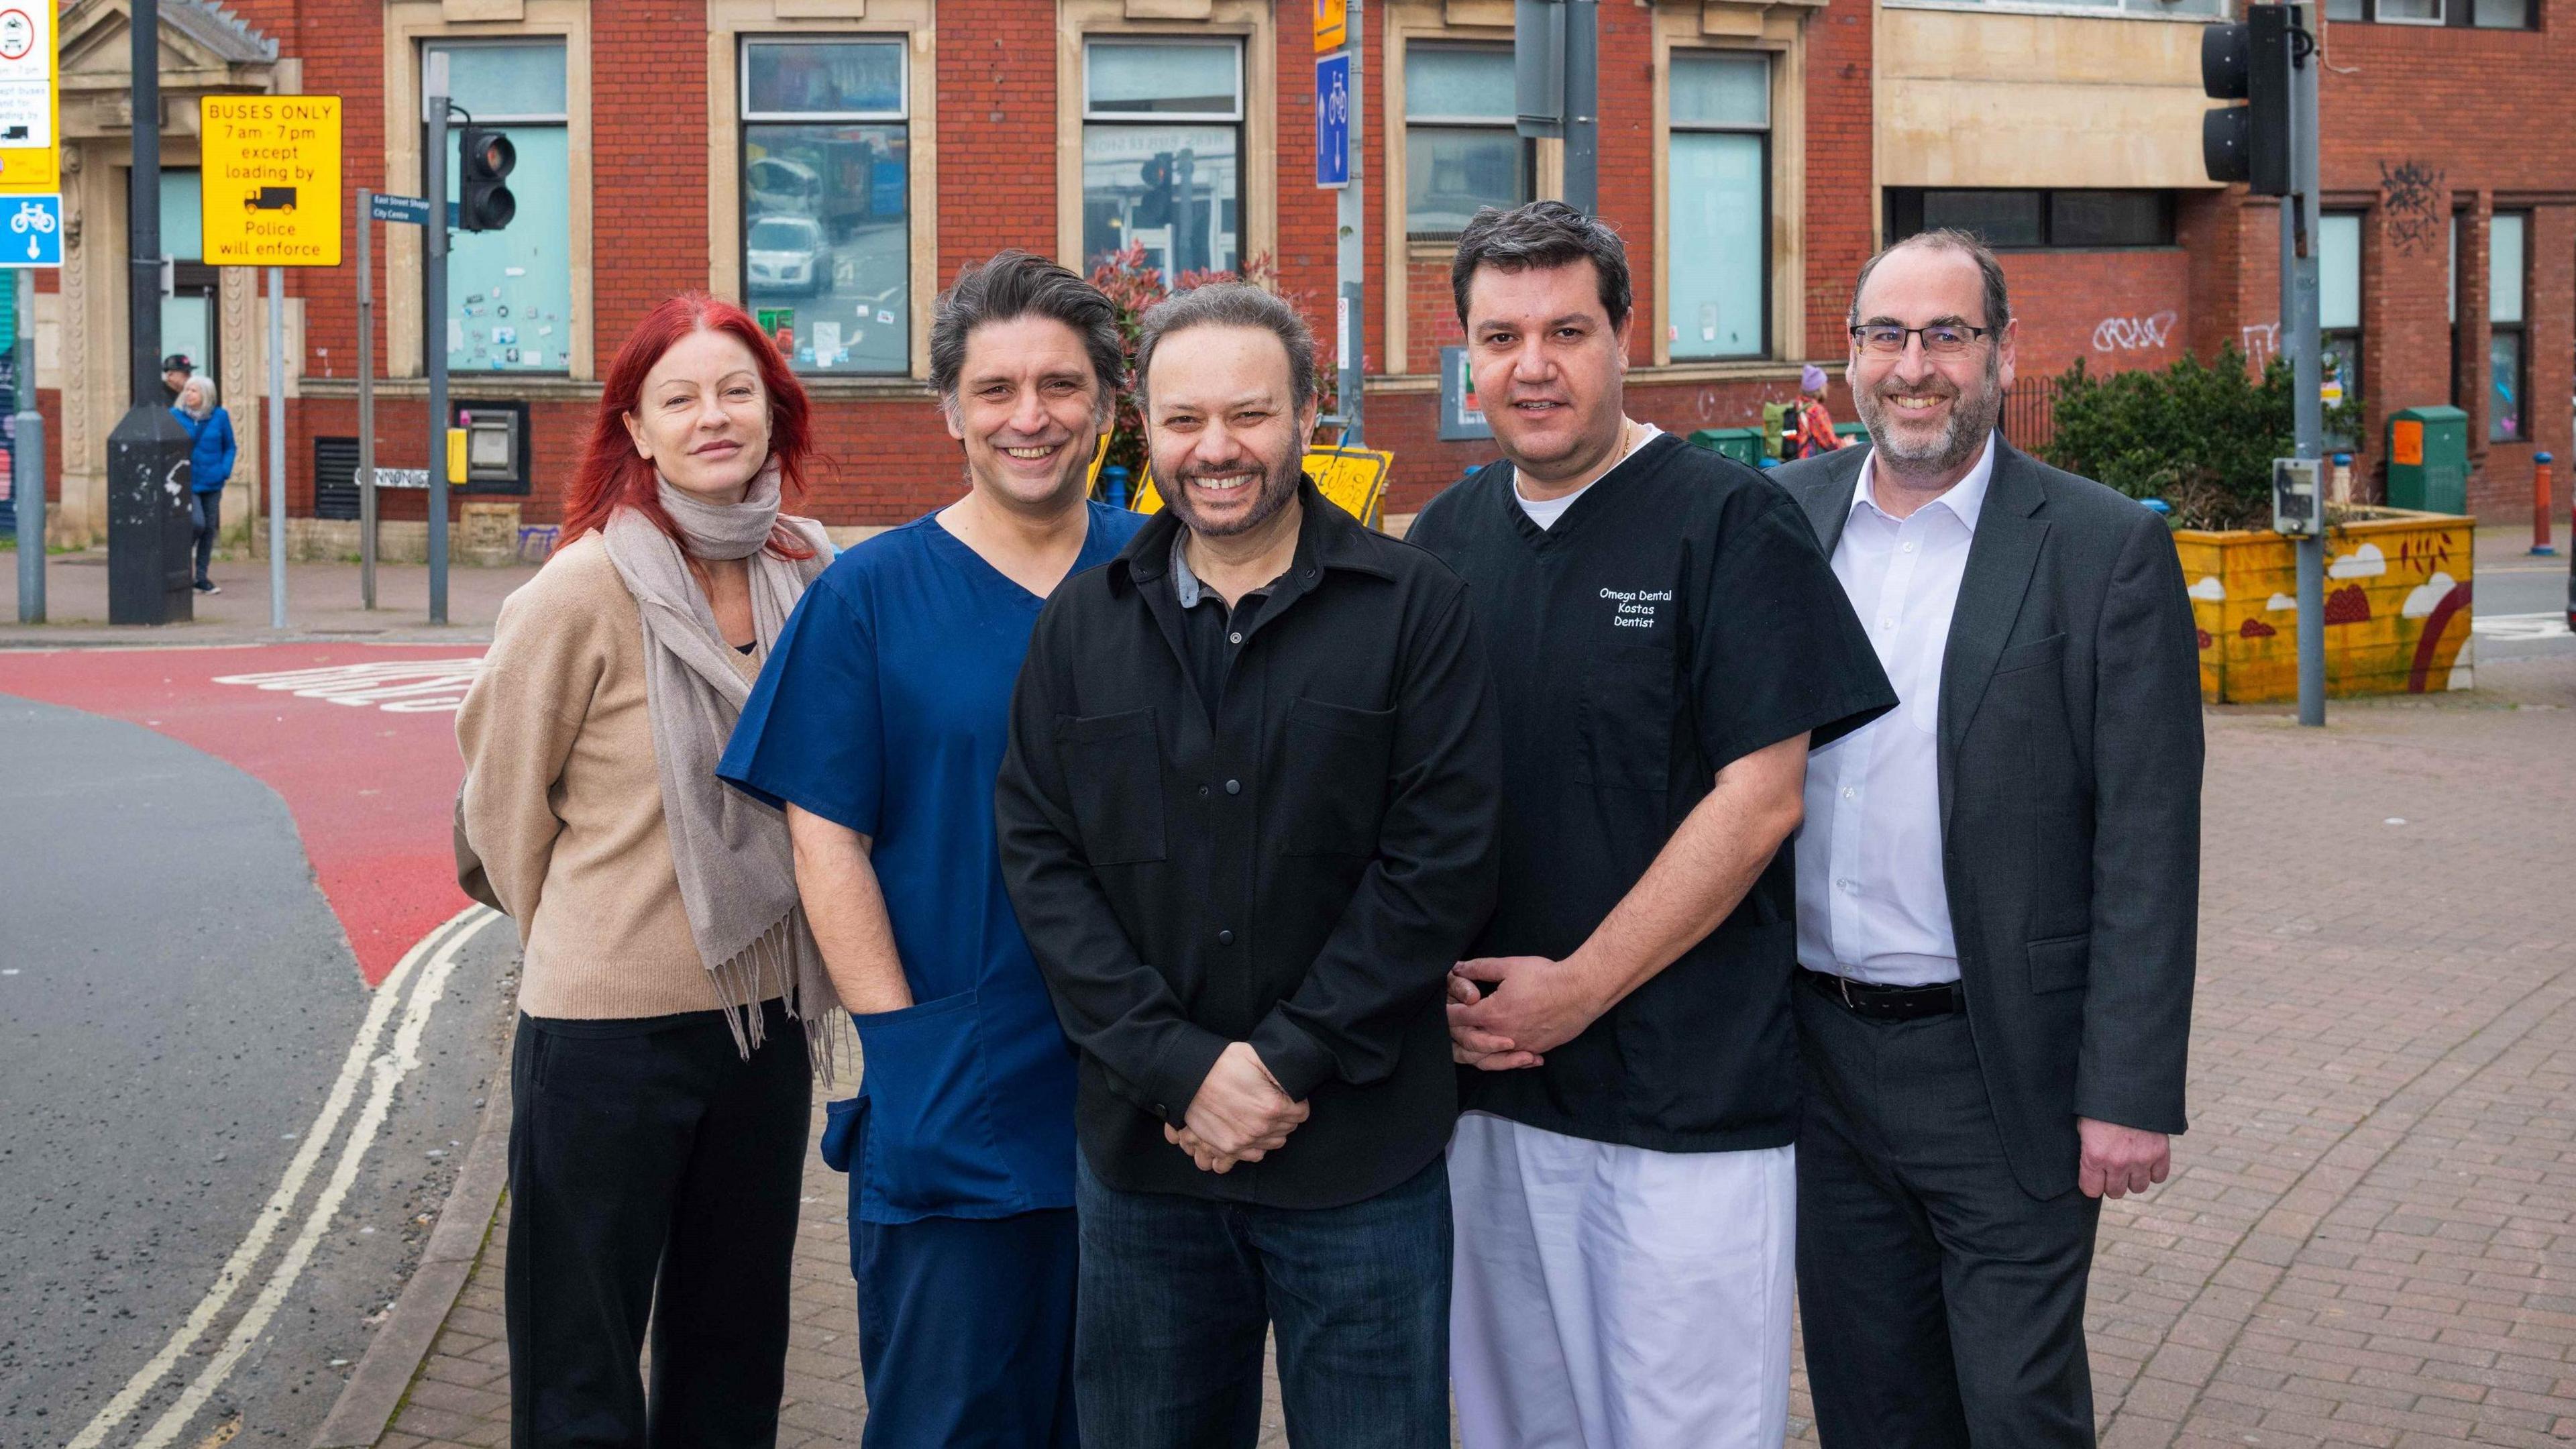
[1448,1112,1796,1449]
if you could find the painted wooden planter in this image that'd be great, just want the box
[2176,507,2474,704]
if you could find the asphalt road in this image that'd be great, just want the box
[0,692,515,1449]
[2469,553,2576,660]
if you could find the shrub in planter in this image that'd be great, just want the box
[2042,345,2363,531]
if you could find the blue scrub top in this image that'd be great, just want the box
[720,501,1146,1224]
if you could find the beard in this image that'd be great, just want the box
[1854,350,2004,474]
[1161,443,1304,539]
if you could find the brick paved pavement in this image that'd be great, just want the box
[369,655,2576,1449]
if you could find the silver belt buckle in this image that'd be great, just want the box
[1839,973,1857,1010]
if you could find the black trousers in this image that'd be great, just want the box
[1794,985,2102,1449]
[506,1003,812,1449]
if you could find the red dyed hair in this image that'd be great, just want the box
[561,293,817,561]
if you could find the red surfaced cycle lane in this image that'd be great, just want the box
[1,644,489,987]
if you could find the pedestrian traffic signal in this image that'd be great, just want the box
[2201,4,2292,196]
[458,125,517,232]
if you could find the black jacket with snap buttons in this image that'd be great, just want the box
[996,478,1503,1208]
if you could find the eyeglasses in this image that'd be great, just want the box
[1847,323,1994,358]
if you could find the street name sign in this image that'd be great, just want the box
[1316,53,1350,189]
[201,95,344,266]
[370,191,431,226]
[1,191,58,266]
[0,2,60,194]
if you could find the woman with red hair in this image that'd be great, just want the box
[457,294,837,1444]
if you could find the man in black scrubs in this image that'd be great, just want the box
[1408,200,1894,1448]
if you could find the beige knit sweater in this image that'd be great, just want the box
[456,533,771,1020]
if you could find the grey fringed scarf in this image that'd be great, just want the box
[601,462,840,1067]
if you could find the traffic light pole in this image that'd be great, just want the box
[2284,4,2324,727]
[1562,0,1598,216]
[1338,0,1366,447]
[424,62,450,627]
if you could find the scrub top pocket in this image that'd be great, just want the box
[851,990,1024,1222]
[1576,643,1677,791]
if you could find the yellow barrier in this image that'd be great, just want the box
[1126,447,1395,530]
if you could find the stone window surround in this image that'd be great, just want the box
[1382,1,1808,379]
[706,0,939,388]
[1053,0,1280,285]
[380,0,596,380]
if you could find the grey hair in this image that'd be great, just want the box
[1132,282,1320,417]
[1847,228,2012,333]
[180,376,217,416]
[928,250,1125,419]
[1450,200,1633,330]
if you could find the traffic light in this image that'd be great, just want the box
[458,125,517,232]
[2202,5,2292,196]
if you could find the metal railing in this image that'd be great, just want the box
[2000,376,2058,456]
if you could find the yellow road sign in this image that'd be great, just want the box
[200,95,343,267]
[1315,0,1348,51]
[1131,447,1395,530]
[0,2,61,193]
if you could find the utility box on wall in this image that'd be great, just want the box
[2385,405,2469,516]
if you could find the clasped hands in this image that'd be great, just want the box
[1167,1041,1309,1174]
[1446,953,1610,1071]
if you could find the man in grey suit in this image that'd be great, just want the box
[1772,228,2203,1448]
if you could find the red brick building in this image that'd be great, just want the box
[20,0,2567,549]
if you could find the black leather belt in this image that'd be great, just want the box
[1800,967,1963,1021]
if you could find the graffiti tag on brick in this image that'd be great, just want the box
[2092,311,2178,353]
[2380,160,2446,258]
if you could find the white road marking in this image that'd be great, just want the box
[62,906,493,1449]
[2469,610,2571,641]
[126,909,502,1449]
[209,659,486,715]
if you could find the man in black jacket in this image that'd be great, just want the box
[1772,228,2202,1448]
[996,282,1501,1449]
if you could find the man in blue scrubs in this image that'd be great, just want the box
[720,250,1144,1446]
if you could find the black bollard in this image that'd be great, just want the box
[106,405,195,625]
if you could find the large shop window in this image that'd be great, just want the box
[741,38,911,375]
[1405,45,1529,239]
[2324,0,2530,28]
[1082,38,1242,277]
[1666,52,1768,361]
[2319,212,2361,445]
[2488,211,2526,443]
[428,40,572,374]
[1886,189,2174,250]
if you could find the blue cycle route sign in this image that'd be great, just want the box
[1316,53,1350,190]
[3,195,61,268]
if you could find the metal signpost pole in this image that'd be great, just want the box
[358,187,375,608]
[2286,4,2324,727]
[1340,0,1365,447]
[1563,0,1598,216]
[14,268,42,622]
[266,265,286,627]
[107,0,195,626]
[425,58,451,626]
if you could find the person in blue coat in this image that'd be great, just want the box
[720,251,1144,1448]
[173,376,236,594]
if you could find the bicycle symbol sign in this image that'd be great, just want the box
[3,192,59,266]
[1315,52,1351,189]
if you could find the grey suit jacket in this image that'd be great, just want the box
[1774,437,2202,1199]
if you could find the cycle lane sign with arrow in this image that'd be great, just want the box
[2,191,56,267]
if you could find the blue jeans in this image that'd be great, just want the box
[1073,1153,1451,1449]
[189,490,221,584]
